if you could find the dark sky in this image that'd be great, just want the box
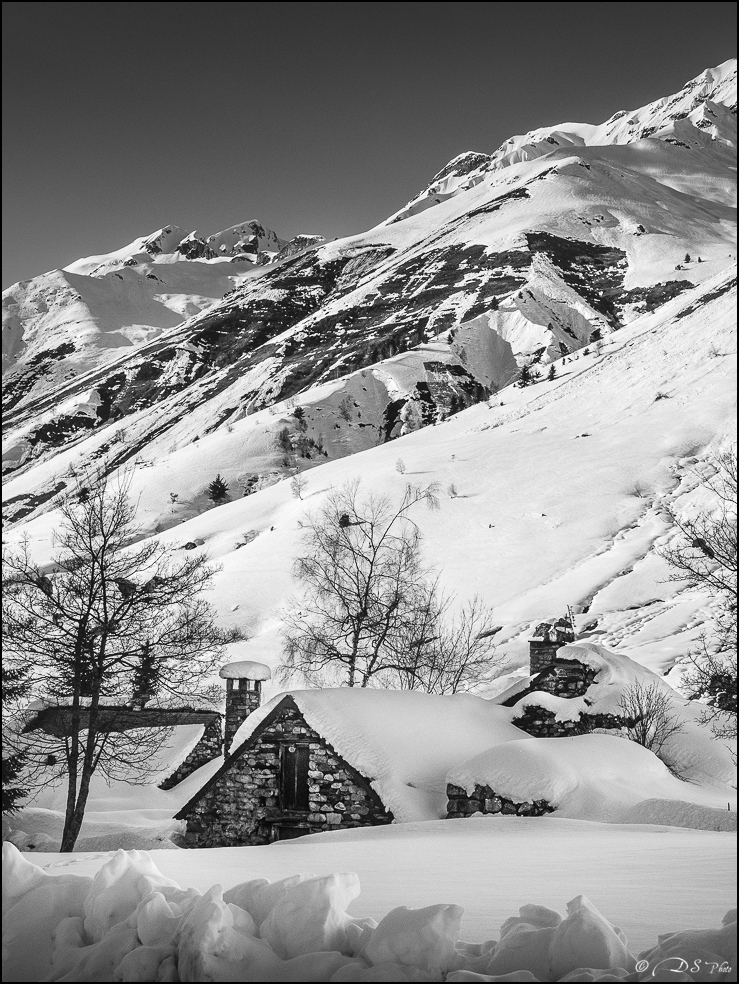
[2,1,736,288]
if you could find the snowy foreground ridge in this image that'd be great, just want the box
[3,845,735,983]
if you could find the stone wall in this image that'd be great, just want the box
[183,702,390,847]
[512,705,626,738]
[159,716,223,790]
[446,783,554,819]
[512,706,588,737]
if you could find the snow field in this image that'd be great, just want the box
[4,825,736,982]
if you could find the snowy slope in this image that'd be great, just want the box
[4,265,734,682]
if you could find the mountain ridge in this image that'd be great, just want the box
[3,58,736,559]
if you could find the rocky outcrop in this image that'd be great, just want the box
[275,235,326,262]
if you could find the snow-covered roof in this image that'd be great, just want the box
[225,688,529,822]
[219,660,272,681]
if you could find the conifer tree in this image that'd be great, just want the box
[207,474,229,502]
[2,663,30,813]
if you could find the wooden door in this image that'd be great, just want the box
[280,744,310,810]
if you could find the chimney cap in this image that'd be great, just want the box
[219,660,272,681]
[530,617,575,643]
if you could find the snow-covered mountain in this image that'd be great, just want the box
[1,220,325,388]
[391,58,736,223]
[2,59,737,684]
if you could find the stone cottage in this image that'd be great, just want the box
[176,667,527,847]
[446,616,628,819]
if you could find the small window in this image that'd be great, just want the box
[274,824,309,841]
[280,744,310,810]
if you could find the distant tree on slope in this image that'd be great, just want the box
[207,474,229,503]
[2,473,235,851]
[660,447,737,743]
[518,364,533,388]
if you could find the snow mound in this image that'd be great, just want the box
[3,845,736,982]
[448,734,736,823]
[230,688,528,821]
[219,659,272,680]
[618,799,737,832]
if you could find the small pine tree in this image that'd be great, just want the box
[684,253,691,263]
[547,364,557,381]
[130,643,160,707]
[207,474,229,503]
[518,364,532,388]
[2,662,31,812]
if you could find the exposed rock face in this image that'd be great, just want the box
[180,699,390,847]
[275,234,326,262]
[176,236,216,260]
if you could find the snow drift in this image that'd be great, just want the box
[3,844,736,982]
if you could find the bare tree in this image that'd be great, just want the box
[281,479,442,688]
[2,472,235,851]
[661,447,737,602]
[392,588,503,694]
[618,681,685,761]
[281,480,502,693]
[660,447,737,742]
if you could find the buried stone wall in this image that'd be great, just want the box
[181,699,391,847]
[446,783,554,819]
[511,706,627,738]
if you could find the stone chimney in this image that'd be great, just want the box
[529,616,575,675]
[219,660,272,752]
